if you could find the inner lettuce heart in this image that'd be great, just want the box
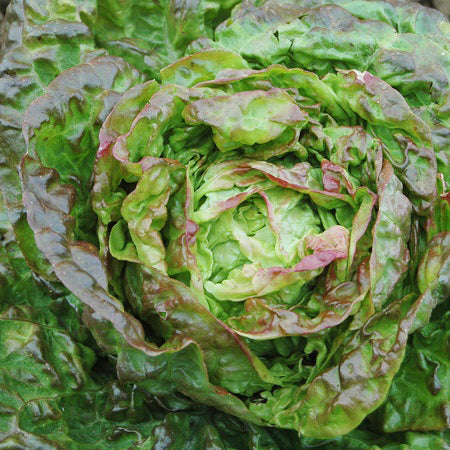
[92,60,391,345]
[191,162,347,304]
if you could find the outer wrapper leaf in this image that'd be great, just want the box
[0,0,102,278]
[94,0,242,77]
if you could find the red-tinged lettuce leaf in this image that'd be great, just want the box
[314,126,374,169]
[418,232,450,298]
[326,69,432,142]
[22,56,143,243]
[183,88,307,151]
[244,160,354,208]
[299,293,431,438]
[370,160,412,310]
[248,291,431,438]
[93,80,160,228]
[194,64,350,122]
[92,82,209,301]
[103,83,214,166]
[116,158,185,272]
[377,308,449,433]
[226,277,367,340]
[164,168,206,302]
[0,0,103,278]
[325,70,437,212]
[92,80,162,279]
[160,49,250,87]
[124,264,278,395]
[346,187,377,275]
[92,83,222,283]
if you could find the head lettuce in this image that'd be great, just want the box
[1,0,449,447]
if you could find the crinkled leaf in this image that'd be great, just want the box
[183,88,307,151]
[94,0,241,77]
[0,0,101,277]
[249,292,430,438]
[161,49,250,87]
[22,55,142,242]
[378,310,449,432]
[370,160,411,309]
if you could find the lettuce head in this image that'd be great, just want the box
[0,0,449,447]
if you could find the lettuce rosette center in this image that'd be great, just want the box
[92,53,381,345]
[193,161,346,306]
